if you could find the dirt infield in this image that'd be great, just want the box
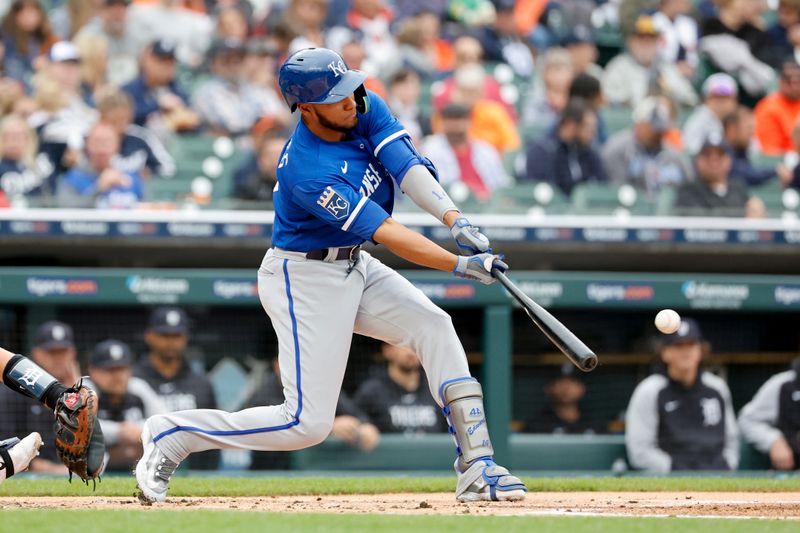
[1,492,798,519]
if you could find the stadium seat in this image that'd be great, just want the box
[490,183,571,215]
[572,182,655,215]
[601,107,633,135]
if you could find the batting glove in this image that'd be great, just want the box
[453,253,508,285]
[450,217,491,255]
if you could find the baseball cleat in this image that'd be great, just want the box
[134,420,178,504]
[455,458,527,502]
[0,432,43,481]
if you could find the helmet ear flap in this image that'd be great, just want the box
[355,84,369,114]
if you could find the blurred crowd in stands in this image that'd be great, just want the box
[1,0,800,216]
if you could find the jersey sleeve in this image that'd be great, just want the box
[290,175,390,241]
[359,91,409,159]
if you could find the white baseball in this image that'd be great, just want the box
[655,309,681,334]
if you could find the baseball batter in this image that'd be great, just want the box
[136,48,527,503]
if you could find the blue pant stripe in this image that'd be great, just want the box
[153,258,302,443]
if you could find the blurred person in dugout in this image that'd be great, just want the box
[86,339,166,472]
[524,363,601,435]
[738,358,800,471]
[0,321,79,474]
[674,132,767,218]
[247,355,380,470]
[625,319,739,473]
[133,306,219,470]
[353,343,448,435]
[421,103,510,203]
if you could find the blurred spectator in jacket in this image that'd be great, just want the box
[561,25,603,80]
[754,59,800,154]
[121,39,200,137]
[724,106,777,187]
[232,134,285,203]
[523,98,607,196]
[76,0,143,86]
[776,118,800,189]
[0,114,48,204]
[738,358,800,471]
[446,64,519,154]
[0,0,58,90]
[346,0,401,78]
[432,36,515,122]
[42,41,96,109]
[29,58,98,190]
[476,0,534,78]
[192,38,286,138]
[388,69,426,140]
[701,0,779,68]
[683,73,739,155]
[58,121,144,209]
[674,132,766,217]
[653,0,699,78]
[603,14,698,108]
[97,88,175,178]
[602,97,690,195]
[394,0,449,22]
[569,72,607,144]
[767,0,800,59]
[74,33,110,101]
[395,10,454,79]
[521,47,573,135]
[215,5,249,42]
[340,38,387,100]
[625,319,739,473]
[242,38,280,95]
[699,0,777,100]
[127,0,213,67]
[281,0,327,50]
[422,103,510,202]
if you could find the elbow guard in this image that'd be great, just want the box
[376,135,439,184]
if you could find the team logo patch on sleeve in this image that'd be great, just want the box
[317,186,351,220]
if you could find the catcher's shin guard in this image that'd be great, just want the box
[441,378,494,470]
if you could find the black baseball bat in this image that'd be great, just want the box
[492,268,598,372]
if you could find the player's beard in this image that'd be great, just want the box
[316,110,357,133]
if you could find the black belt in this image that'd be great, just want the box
[305,245,361,262]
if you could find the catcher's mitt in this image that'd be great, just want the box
[53,379,106,486]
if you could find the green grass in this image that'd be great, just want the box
[1,476,799,497]
[0,511,791,533]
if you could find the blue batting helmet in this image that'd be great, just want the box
[278,48,368,113]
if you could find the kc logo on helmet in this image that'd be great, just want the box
[328,60,347,77]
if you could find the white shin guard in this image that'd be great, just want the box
[441,378,494,470]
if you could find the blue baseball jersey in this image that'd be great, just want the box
[272,91,409,252]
